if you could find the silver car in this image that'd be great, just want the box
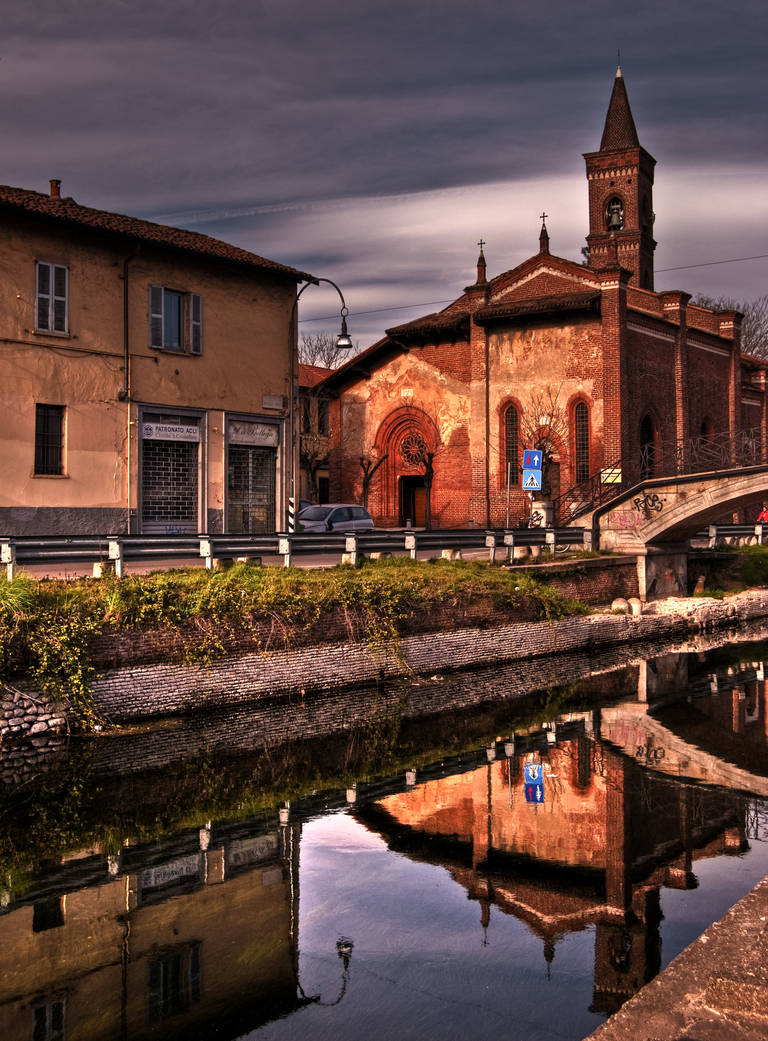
[297,504,374,532]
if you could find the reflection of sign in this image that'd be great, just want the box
[142,422,200,442]
[227,834,279,869]
[523,469,542,490]
[229,420,279,447]
[523,449,543,469]
[524,763,542,784]
[524,761,544,803]
[139,854,201,891]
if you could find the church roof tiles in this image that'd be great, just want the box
[599,67,640,151]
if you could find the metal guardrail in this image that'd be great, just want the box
[702,524,767,548]
[0,526,593,579]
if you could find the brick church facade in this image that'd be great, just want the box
[321,68,767,529]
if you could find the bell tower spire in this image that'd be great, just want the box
[584,67,656,289]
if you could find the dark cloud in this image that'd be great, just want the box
[0,0,764,344]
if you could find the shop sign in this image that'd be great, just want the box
[229,420,279,447]
[142,422,200,442]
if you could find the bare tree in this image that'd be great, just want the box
[692,294,768,358]
[359,453,388,511]
[300,331,358,369]
[518,384,568,500]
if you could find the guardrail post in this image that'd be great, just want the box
[485,532,497,563]
[199,538,214,569]
[503,531,515,562]
[278,535,292,568]
[345,533,359,566]
[545,530,556,556]
[0,538,16,581]
[756,524,765,545]
[404,531,417,560]
[108,537,125,578]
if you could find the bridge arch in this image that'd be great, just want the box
[595,465,768,550]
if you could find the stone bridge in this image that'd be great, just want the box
[577,465,768,598]
[589,465,768,552]
[600,700,768,799]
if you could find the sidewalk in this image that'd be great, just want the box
[586,875,768,1041]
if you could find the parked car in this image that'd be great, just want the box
[297,504,374,532]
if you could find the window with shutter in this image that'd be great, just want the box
[190,293,203,354]
[149,285,164,348]
[149,286,203,354]
[35,261,68,333]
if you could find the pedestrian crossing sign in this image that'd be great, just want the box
[523,469,542,490]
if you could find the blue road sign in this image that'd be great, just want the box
[522,469,542,491]
[524,783,544,803]
[524,763,543,784]
[523,449,544,470]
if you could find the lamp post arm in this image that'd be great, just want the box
[287,277,351,527]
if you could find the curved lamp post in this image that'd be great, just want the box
[288,277,352,528]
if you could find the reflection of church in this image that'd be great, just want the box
[321,68,767,529]
[358,725,748,1013]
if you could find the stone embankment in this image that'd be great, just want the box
[0,684,67,742]
[1,588,767,739]
[585,875,768,1041]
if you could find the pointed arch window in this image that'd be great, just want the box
[574,402,590,483]
[504,406,519,484]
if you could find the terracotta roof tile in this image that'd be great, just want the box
[0,184,314,281]
[298,363,334,387]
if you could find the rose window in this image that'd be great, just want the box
[400,431,427,465]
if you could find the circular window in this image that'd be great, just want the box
[400,431,427,465]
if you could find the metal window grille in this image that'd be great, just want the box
[34,404,64,475]
[505,407,518,483]
[575,402,590,483]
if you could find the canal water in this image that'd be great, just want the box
[2,631,768,1041]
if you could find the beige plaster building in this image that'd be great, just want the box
[0,179,314,535]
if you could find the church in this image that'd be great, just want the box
[320,69,767,529]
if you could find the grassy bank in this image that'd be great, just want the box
[0,558,589,729]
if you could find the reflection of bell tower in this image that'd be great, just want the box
[584,67,656,290]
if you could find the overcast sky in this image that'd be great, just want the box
[2,0,766,346]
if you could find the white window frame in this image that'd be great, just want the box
[149,285,203,355]
[35,261,69,334]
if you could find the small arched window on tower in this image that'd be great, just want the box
[574,402,590,483]
[605,196,624,232]
[504,406,519,485]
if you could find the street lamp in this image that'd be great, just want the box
[288,277,352,529]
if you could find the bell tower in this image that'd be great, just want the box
[584,67,656,289]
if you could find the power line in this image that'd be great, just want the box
[657,253,768,273]
[299,298,453,324]
[300,252,768,324]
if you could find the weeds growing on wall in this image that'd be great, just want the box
[0,559,589,730]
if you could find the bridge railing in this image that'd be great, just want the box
[554,426,768,526]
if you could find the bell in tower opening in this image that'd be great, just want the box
[605,197,624,231]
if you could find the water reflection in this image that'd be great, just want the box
[2,637,768,1040]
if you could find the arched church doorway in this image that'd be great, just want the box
[400,475,426,527]
[374,407,439,528]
